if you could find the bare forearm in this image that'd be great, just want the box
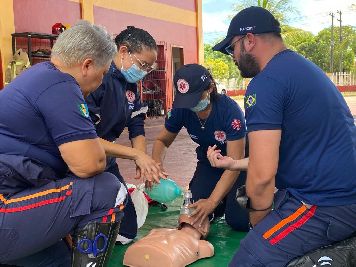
[152,140,167,165]
[209,170,240,205]
[99,138,140,160]
[246,168,275,226]
[246,172,275,210]
[231,157,249,171]
[131,135,146,153]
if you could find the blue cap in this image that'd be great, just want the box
[213,6,281,54]
[173,64,212,109]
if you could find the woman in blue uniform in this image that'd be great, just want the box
[86,26,165,244]
[152,64,249,230]
[0,22,126,266]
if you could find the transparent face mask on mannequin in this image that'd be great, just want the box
[190,94,210,113]
[121,52,148,83]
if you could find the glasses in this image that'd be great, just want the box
[225,36,246,56]
[129,52,156,73]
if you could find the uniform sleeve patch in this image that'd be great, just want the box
[78,103,89,118]
[231,119,242,131]
[245,93,257,108]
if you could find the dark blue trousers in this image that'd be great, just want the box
[189,161,249,232]
[229,190,356,267]
[106,163,137,240]
[0,158,124,266]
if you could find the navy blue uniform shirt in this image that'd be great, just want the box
[0,62,97,176]
[165,95,246,163]
[244,49,356,206]
[86,63,145,143]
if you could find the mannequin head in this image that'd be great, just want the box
[178,214,210,239]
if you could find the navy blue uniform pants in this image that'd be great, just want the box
[106,163,137,240]
[189,161,249,232]
[0,160,124,266]
[229,190,356,266]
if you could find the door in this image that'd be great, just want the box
[171,47,184,100]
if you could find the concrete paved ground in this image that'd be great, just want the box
[117,95,356,188]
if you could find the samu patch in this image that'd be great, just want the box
[214,130,226,144]
[78,103,89,118]
[231,119,242,131]
[245,93,256,108]
[126,90,136,103]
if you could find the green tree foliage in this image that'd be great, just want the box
[205,58,229,79]
[204,44,241,79]
[282,26,329,70]
[315,26,356,72]
[283,25,356,72]
[232,0,298,24]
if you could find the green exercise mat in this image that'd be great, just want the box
[108,197,246,267]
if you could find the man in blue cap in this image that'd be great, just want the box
[212,6,356,266]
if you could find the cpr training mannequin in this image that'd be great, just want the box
[123,191,214,267]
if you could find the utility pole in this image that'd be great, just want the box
[337,10,342,73]
[329,12,334,73]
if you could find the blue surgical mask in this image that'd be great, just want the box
[121,62,147,83]
[190,95,210,112]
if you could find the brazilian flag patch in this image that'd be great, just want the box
[244,94,257,108]
[78,103,89,118]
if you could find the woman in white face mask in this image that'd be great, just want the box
[152,64,249,231]
[85,26,166,245]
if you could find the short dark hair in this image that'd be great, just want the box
[268,32,282,39]
[114,26,157,53]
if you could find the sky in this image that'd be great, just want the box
[202,0,356,44]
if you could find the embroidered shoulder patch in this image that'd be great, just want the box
[231,119,242,130]
[126,90,136,103]
[244,93,257,108]
[78,103,89,118]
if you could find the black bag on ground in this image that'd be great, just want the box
[287,234,356,267]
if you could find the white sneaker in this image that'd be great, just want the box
[116,234,133,245]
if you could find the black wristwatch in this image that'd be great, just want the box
[246,198,273,212]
